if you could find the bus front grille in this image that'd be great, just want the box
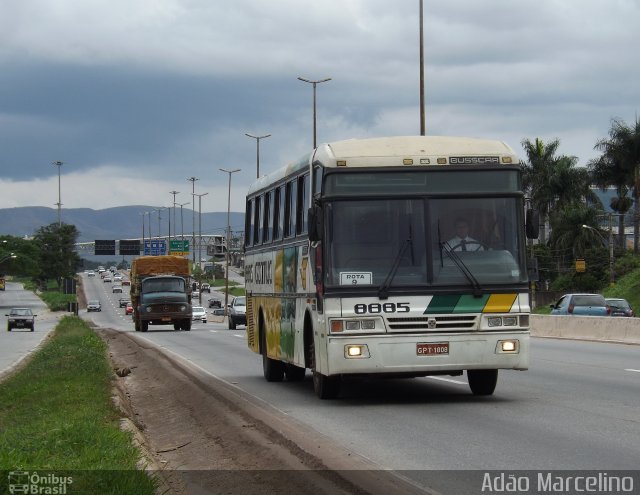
[386,315,477,331]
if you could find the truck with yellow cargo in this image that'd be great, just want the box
[130,256,192,332]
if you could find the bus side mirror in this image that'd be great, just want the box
[525,209,539,239]
[308,205,323,242]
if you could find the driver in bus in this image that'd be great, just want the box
[447,217,484,252]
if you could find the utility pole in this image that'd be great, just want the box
[187,177,199,265]
[220,168,241,317]
[169,190,179,241]
[53,160,63,226]
[419,0,426,135]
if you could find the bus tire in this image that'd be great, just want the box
[313,371,340,400]
[141,321,149,332]
[261,322,284,382]
[467,369,498,396]
[284,363,306,382]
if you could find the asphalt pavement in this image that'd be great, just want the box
[0,281,62,379]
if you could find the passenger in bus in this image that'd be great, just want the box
[446,217,484,252]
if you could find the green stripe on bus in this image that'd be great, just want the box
[452,294,490,313]
[424,295,460,314]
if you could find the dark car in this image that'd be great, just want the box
[208,298,222,308]
[550,293,610,316]
[87,300,102,312]
[6,308,36,331]
[605,298,634,317]
[228,296,246,330]
[118,297,130,308]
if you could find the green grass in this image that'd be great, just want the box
[603,267,640,312]
[0,317,156,494]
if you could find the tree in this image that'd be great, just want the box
[593,117,640,252]
[521,138,599,244]
[32,223,82,289]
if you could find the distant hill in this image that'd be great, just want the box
[0,206,245,243]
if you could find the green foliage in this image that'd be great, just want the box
[614,252,640,278]
[0,317,156,493]
[32,223,82,289]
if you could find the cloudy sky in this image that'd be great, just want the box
[1,0,638,213]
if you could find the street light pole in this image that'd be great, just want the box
[297,76,331,149]
[178,202,190,249]
[220,168,241,317]
[194,192,208,304]
[52,161,63,226]
[187,177,199,266]
[245,133,271,178]
[169,190,180,241]
[419,0,426,135]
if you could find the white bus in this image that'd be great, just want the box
[244,136,538,399]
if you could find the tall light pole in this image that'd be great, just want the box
[194,192,209,304]
[169,190,180,241]
[178,202,190,248]
[245,133,271,178]
[582,224,614,286]
[187,177,199,265]
[220,168,241,316]
[419,0,426,135]
[52,160,63,226]
[140,212,146,248]
[297,76,331,149]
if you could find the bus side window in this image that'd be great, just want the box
[254,195,263,245]
[273,186,284,241]
[297,173,309,235]
[285,180,297,238]
[245,199,254,246]
[263,191,273,243]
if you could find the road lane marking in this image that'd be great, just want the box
[233,334,244,339]
[426,376,466,385]
[625,369,640,373]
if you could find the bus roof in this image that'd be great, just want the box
[247,135,519,195]
[319,136,518,167]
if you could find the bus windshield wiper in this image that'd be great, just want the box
[378,237,412,300]
[437,222,482,297]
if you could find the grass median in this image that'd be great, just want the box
[0,316,156,494]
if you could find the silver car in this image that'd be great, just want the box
[191,306,207,323]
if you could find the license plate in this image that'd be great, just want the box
[161,317,171,322]
[417,342,449,356]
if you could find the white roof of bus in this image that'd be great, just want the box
[247,135,518,195]
[323,135,516,160]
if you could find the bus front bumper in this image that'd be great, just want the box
[326,331,529,376]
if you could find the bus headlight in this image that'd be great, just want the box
[344,344,370,359]
[330,318,381,333]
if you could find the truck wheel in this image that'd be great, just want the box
[183,320,191,331]
[30,325,34,332]
[7,325,10,332]
[467,369,498,396]
[228,316,236,330]
[173,323,180,331]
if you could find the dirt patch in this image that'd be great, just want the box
[100,328,376,495]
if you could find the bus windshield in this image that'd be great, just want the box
[325,197,526,289]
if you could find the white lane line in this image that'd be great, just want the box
[426,376,466,385]
[233,334,244,339]
[625,369,640,373]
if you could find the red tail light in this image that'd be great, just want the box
[606,305,611,315]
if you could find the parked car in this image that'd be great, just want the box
[228,296,246,329]
[87,300,102,312]
[192,306,207,323]
[605,298,634,317]
[125,302,134,315]
[208,297,222,308]
[118,297,130,308]
[6,308,36,331]
[550,293,610,316]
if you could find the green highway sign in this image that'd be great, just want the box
[170,239,189,256]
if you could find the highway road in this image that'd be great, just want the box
[78,272,640,493]
[0,282,60,378]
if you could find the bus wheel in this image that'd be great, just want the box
[134,320,140,332]
[261,328,284,382]
[284,363,306,382]
[141,321,149,332]
[313,371,340,399]
[467,369,498,396]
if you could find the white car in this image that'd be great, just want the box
[87,270,96,277]
[192,306,207,323]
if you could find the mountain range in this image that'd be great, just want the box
[0,206,245,243]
